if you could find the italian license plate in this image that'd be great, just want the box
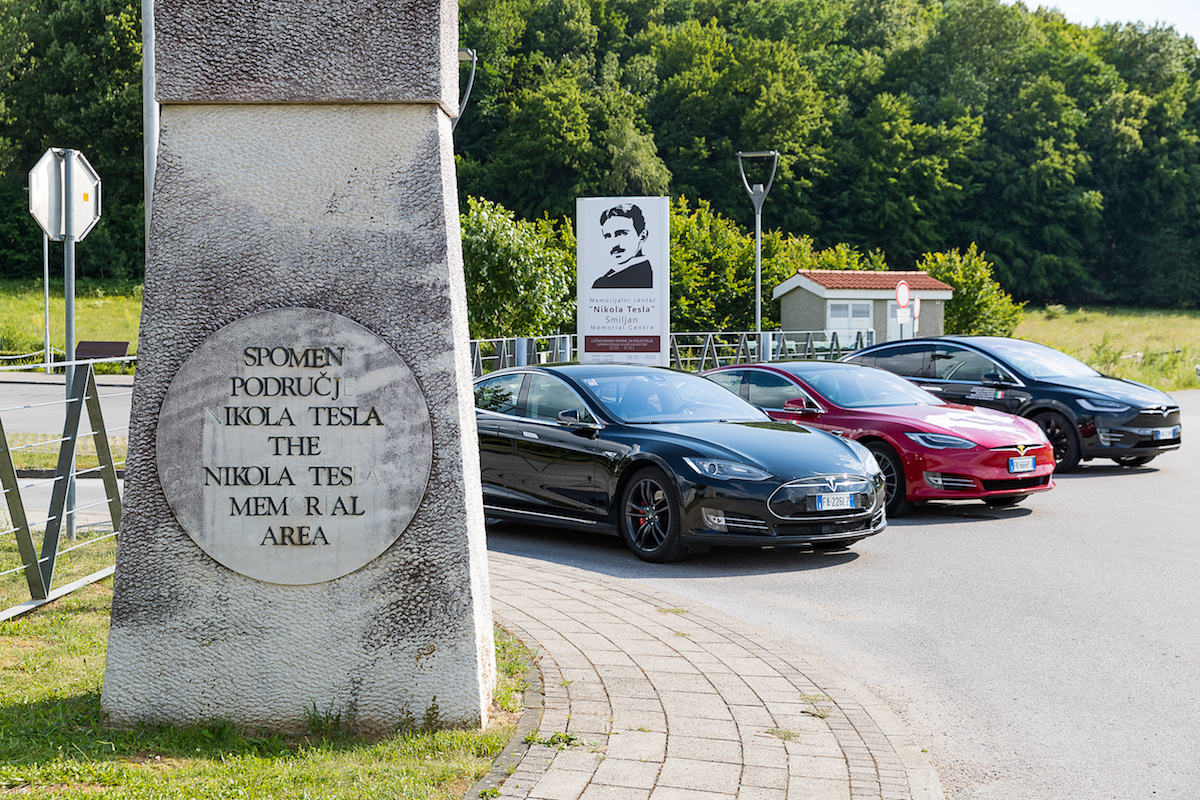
[1008,456,1036,473]
[1153,426,1179,440]
[815,493,857,511]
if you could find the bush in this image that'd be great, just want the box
[460,197,576,339]
[917,244,1023,336]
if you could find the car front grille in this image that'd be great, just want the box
[980,475,1051,492]
[767,475,878,519]
[773,512,883,538]
[1131,407,1180,427]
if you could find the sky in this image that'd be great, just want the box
[1016,0,1200,41]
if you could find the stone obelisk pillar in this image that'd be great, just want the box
[102,0,495,733]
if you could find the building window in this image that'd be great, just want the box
[827,301,872,339]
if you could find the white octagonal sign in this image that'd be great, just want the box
[29,149,102,241]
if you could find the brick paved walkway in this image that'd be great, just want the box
[478,551,942,800]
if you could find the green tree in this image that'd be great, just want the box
[0,0,143,280]
[917,244,1023,335]
[732,0,853,52]
[668,194,762,330]
[460,196,576,338]
[816,92,981,267]
[449,0,1200,310]
[1097,22,1199,96]
[645,20,832,233]
[965,74,1104,301]
[668,195,884,330]
[842,0,938,55]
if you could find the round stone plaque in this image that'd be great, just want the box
[157,308,433,584]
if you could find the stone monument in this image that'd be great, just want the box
[101,0,495,733]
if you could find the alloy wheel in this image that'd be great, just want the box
[625,476,670,552]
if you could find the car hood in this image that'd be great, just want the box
[644,420,877,479]
[1039,375,1176,408]
[861,404,1047,447]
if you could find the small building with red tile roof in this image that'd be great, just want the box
[772,270,954,344]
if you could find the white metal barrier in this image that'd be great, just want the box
[0,360,131,620]
[470,330,874,376]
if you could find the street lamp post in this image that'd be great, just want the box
[736,150,779,360]
[454,48,477,131]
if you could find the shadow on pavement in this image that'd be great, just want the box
[887,501,1035,526]
[1051,462,1160,479]
[485,521,860,581]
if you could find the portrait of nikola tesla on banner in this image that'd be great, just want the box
[592,203,654,289]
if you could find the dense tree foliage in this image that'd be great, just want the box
[3,0,1199,313]
[457,0,1200,308]
[0,0,143,280]
[461,193,887,335]
[460,196,576,338]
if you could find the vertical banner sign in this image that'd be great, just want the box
[577,196,670,366]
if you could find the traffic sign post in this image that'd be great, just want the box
[913,294,922,336]
[895,280,911,339]
[28,148,102,541]
[29,148,102,243]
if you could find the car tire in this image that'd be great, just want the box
[619,466,689,563]
[1112,455,1156,467]
[865,442,913,518]
[984,495,1027,507]
[1033,411,1081,472]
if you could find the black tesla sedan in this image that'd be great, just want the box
[843,336,1182,471]
[474,364,886,562]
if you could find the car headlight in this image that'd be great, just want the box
[1077,397,1131,413]
[844,438,883,476]
[904,432,978,450]
[683,457,773,482]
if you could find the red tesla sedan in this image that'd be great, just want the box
[703,361,1055,517]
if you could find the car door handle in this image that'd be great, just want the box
[919,385,943,392]
[522,430,540,439]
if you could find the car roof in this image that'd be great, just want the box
[851,335,1020,353]
[770,360,868,375]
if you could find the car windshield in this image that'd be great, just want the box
[572,370,769,423]
[790,365,941,408]
[983,339,1099,379]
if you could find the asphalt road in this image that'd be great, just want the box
[487,389,1200,800]
[3,375,1196,798]
[0,374,133,437]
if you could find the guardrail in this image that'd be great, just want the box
[470,329,874,376]
[0,346,137,374]
[0,359,130,621]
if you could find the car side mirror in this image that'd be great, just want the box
[557,408,601,436]
[783,397,823,415]
[982,372,1013,386]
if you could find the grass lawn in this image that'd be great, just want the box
[3,432,127,472]
[0,566,531,799]
[0,279,141,369]
[1016,305,1200,392]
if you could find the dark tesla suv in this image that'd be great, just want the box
[843,336,1182,471]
